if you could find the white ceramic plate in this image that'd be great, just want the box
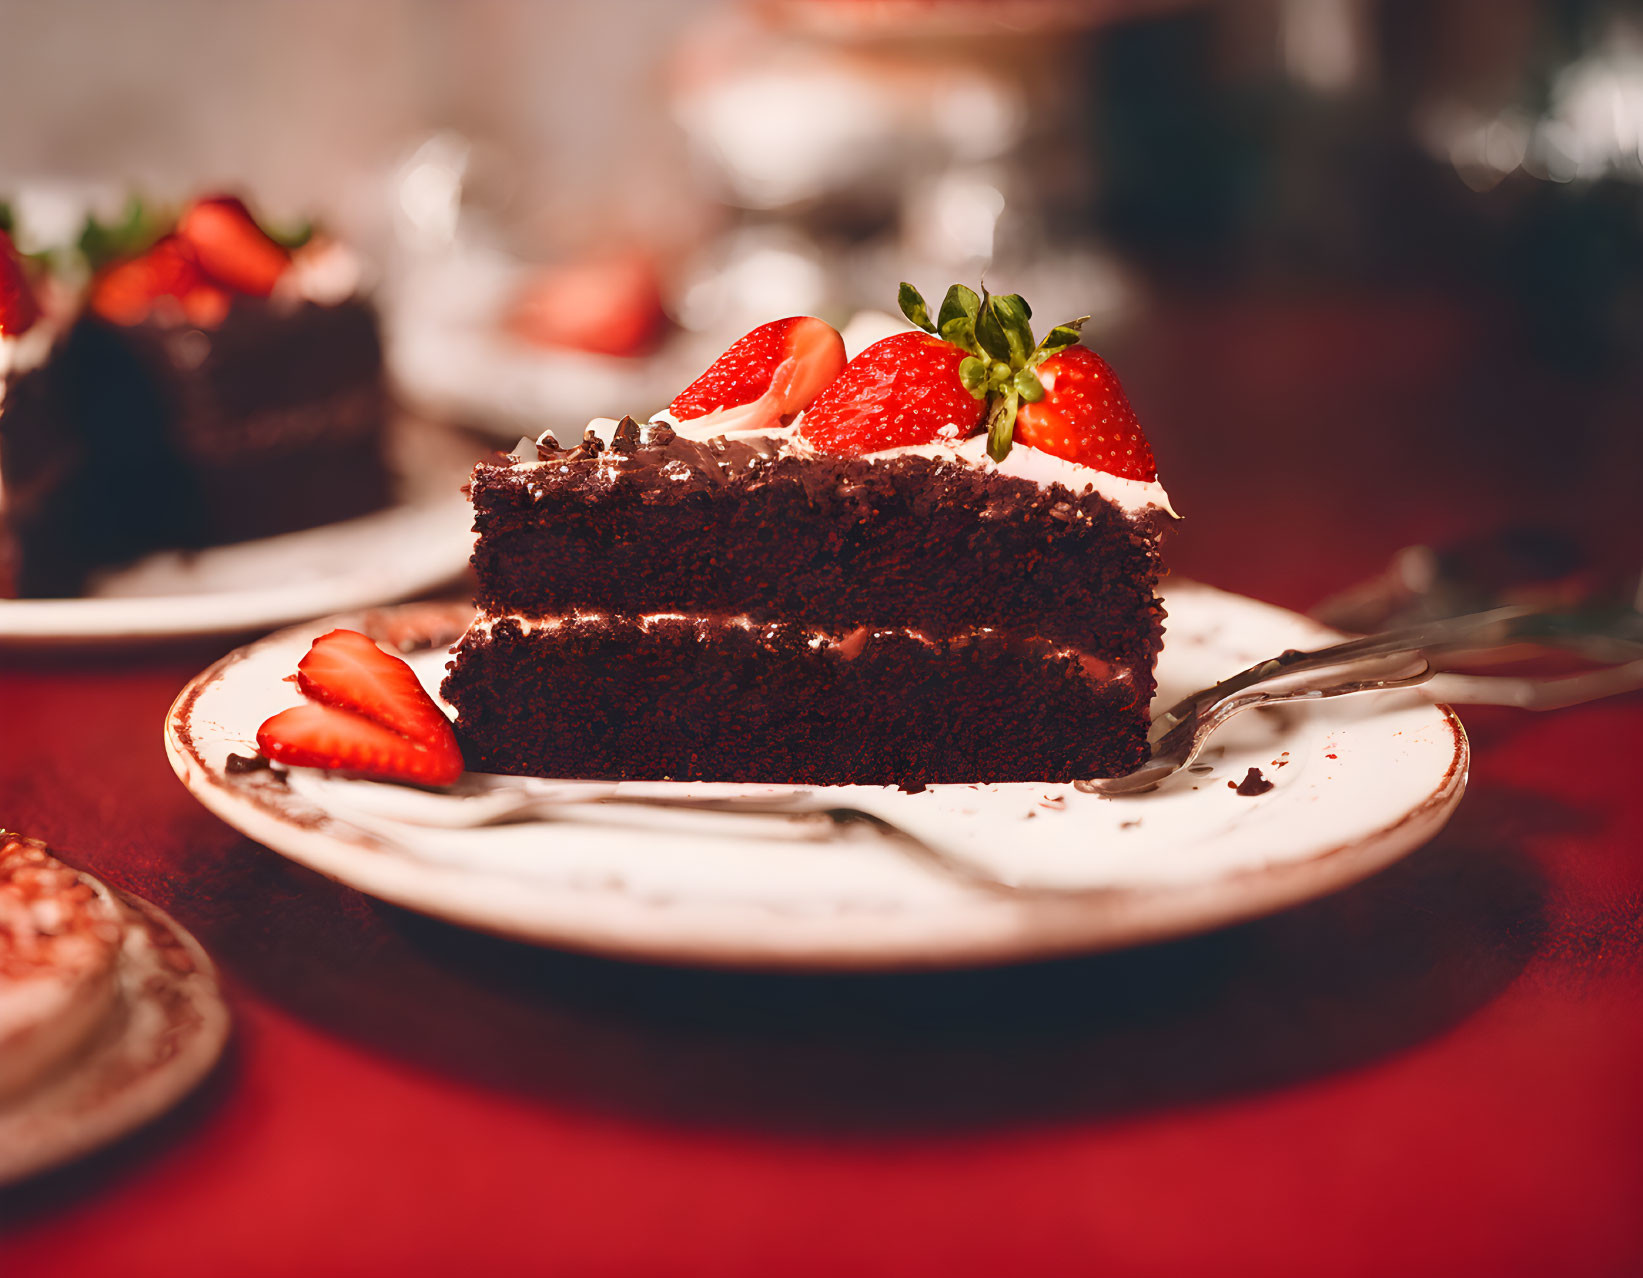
[0,875,230,1185]
[0,418,477,646]
[164,584,1468,970]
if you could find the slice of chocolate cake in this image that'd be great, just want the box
[442,288,1176,786]
[0,195,391,598]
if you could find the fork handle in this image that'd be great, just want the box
[1094,604,1643,795]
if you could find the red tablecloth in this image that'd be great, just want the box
[3,292,1641,1277]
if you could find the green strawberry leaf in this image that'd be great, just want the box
[958,354,989,398]
[991,293,1035,363]
[937,284,980,349]
[974,289,1013,363]
[0,202,13,236]
[985,387,1019,462]
[1014,366,1044,402]
[78,196,165,272]
[262,216,314,250]
[1033,315,1090,363]
[898,282,936,334]
[885,283,1104,465]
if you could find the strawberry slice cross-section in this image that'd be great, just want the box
[667,316,845,435]
[257,703,463,787]
[257,629,463,787]
[296,628,455,746]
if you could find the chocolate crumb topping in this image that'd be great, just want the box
[1229,766,1274,796]
[611,415,643,452]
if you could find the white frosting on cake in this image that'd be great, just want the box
[533,410,1176,519]
[275,238,366,306]
[862,432,1176,518]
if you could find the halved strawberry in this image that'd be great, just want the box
[0,230,41,337]
[1013,345,1156,481]
[256,703,463,787]
[667,316,845,434]
[89,234,205,325]
[177,195,290,297]
[296,628,456,750]
[797,331,984,455]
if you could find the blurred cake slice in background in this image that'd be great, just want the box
[0,193,392,599]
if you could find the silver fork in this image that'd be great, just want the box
[285,604,1641,884]
[286,772,1027,892]
[1083,605,1643,795]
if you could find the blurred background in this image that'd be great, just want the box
[3,0,1639,604]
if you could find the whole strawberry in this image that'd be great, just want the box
[805,281,1151,475]
[176,194,291,297]
[1014,345,1156,481]
[798,331,984,454]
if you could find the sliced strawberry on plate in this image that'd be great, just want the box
[798,330,984,455]
[257,703,464,787]
[1013,345,1157,481]
[667,316,846,434]
[0,230,40,337]
[297,628,456,750]
[177,195,290,297]
[257,628,463,787]
[89,234,206,325]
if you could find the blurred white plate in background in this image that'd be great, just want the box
[0,417,477,646]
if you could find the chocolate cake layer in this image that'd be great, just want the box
[443,614,1150,784]
[70,297,392,547]
[470,437,1167,667]
[0,353,95,598]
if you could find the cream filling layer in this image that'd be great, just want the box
[464,610,1131,688]
[535,413,1174,518]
